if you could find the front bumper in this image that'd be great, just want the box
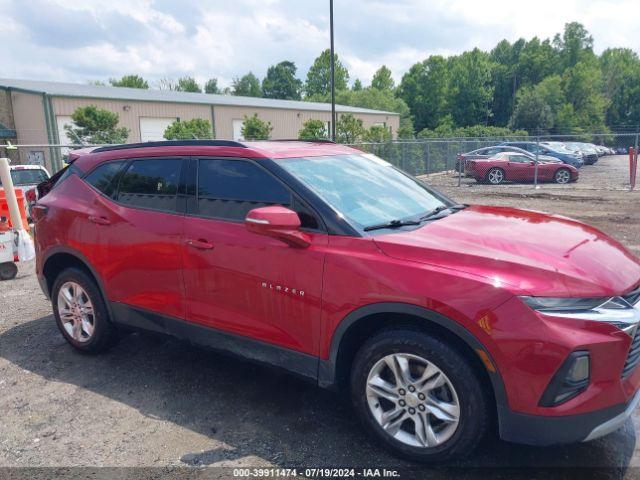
[498,388,640,446]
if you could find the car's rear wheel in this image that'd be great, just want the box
[554,168,571,184]
[0,262,18,280]
[52,267,118,354]
[486,168,504,185]
[350,329,489,462]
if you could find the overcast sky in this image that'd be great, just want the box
[1,0,639,88]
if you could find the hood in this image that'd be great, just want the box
[373,205,640,297]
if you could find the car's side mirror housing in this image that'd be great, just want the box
[245,206,311,248]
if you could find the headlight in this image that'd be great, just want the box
[519,296,640,334]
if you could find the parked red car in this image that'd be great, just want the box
[33,141,640,462]
[465,152,579,184]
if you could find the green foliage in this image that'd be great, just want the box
[176,76,202,93]
[233,73,262,97]
[509,88,555,134]
[363,124,392,143]
[417,123,527,139]
[241,114,273,140]
[298,119,329,140]
[163,118,213,140]
[262,61,303,100]
[109,75,149,89]
[600,48,640,127]
[65,105,128,144]
[448,49,494,126]
[553,22,595,69]
[204,78,220,94]
[371,66,394,91]
[336,114,364,143]
[305,49,349,97]
[352,79,363,91]
[398,55,450,131]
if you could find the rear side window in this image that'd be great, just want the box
[196,159,291,221]
[84,161,125,198]
[117,158,182,213]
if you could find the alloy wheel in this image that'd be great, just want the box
[555,169,571,184]
[366,353,460,448]
[57,281,95,343]
[487,169,504,184]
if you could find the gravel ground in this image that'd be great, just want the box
[1,155,640,478]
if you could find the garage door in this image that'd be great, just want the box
[140,117,177,142]
[56,115,75,156]
[232,119,244,141]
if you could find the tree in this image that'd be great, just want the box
[562,60,608,132]
[163,118,213,140]
[509,88,555,134]
[176,76,202,93]
[305,49,349,97]
[204,78,220,94]
[352,79,363,91]
[371,65,394,91]
[448,49,494,126]
[262,61,303,100]
[241,114,273,140]
[109,75,149,89]
[232,73,262,97]
[553,22,595,70]
[298,119,329,140]
[398,55,450,131]
[65,105,128,144]
[363,124,391,143]
[336,113,364,143]
[600,48,640,127]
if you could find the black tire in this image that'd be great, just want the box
[350,329,489,462]
[0,262,18,280]
[51,267,119,354]
[485,167,505,185]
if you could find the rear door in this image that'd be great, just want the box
[85,157,187,321]
[182,157,327,355]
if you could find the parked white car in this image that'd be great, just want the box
[0,164,51,219]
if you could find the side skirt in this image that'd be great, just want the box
[110,302,320,383]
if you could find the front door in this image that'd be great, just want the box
[506,154,535,182]
[182,157,327,355]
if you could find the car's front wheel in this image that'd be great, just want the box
[52,267,119,354]
[350,329,489,462]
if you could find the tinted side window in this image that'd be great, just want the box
[84,161,125,198]
[197,159,291,221]
[118,158,182,212]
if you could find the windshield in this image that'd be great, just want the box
[0,169,49,186]
[279,154,449,231]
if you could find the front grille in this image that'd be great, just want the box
[624,285,640,306]
[622,326,640,378]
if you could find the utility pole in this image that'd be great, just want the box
[329,0,336,141]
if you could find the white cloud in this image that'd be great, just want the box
[0,0,639,87]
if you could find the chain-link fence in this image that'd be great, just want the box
[2,133,639,192]
[348,133,640,191]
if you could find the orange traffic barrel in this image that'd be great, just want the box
[0,188,30,231]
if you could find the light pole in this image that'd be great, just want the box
[329,0,336,141]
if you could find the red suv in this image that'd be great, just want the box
[33,140,640,462]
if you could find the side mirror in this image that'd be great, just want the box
[245,206,311,248]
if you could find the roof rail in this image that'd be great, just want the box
[92,140,247,153]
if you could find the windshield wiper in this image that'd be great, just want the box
[363,219,421,232]
[364,205,467,232]
[419,204,466,221]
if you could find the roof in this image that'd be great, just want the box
[70,140,363,172]
[0,78,398,116]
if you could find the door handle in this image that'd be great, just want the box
[88,215,111,225]
[185,238,214,250]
